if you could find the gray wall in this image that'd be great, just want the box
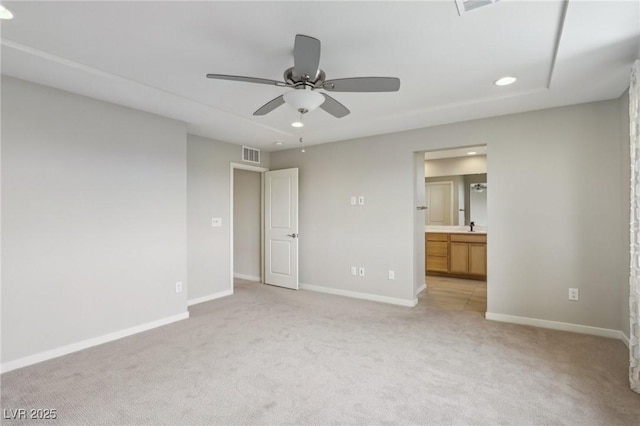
[187,135,269,302]
[233,169,261,279]
[271,99,627,330]
[620,90,631,339]
[1,77,188,363]
[271,143,415,302]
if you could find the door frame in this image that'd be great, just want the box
[417,146,489,301]
[229,162,268,292]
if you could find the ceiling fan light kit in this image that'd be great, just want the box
[0,5,14,20]
[206,34,400,124]
[283,89,325,114]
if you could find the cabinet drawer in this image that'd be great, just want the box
[450,233,486,243]
[426,256,448,272]
[426,241,448,257]
[426,233,448,242]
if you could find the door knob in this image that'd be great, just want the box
[416,206,428,210]
[287,233,298,238]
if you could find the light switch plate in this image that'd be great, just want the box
[350,196,357,206]
[358,196,365,205]
[211,217,222,227]
[568,288,579,301]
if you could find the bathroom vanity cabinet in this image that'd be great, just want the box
[425,232,487,280]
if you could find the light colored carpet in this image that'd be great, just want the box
[1,280,638,425]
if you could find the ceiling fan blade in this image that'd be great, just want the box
[206,74,284,87]
[253,95,285,116]
[293,34,321,79]
[323,77,400,92]
[320,93,350,118]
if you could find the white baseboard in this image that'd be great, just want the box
[300,283,417,307]
[233,273,261,282]
[187,288,233,306]
[416,283,426,296]
[620,332,630,348]
[486,312,628,344]
[1,311,189,374]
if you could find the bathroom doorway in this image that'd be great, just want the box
[417,145,488,315]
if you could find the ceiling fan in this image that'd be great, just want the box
[206,34,400,119]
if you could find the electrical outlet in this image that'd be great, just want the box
[388,270,395,280]
[350,266,357,276]
[350,196,357,206]
[359,267,365,277]
[358,196,365,205]
[568,288,579,301]
[175,281,183,293]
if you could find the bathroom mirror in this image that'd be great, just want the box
[423,147,487,227]
[424,173,487,226]
[469,182,487,226]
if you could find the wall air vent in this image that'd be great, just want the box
[242,146,260,164]
[455,0,500,16]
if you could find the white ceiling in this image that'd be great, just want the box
[1,1,638,152]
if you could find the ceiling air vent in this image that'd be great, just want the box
[455,0,500,16]
[242,146,260,164]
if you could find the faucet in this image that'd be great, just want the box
[470,221,475,232]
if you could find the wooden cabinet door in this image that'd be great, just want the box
[469,244,487,276]
[450,242,469,274]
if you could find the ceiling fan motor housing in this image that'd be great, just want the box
[284,67,326,88]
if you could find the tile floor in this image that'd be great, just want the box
[420,275,487,316]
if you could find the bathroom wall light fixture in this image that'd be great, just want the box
[472,183,487,192]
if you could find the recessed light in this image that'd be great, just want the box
[274,141,283,146]
[467,151,477,155]
[0,5,14,20]
[291,121,304,128]
[494,76,516,86]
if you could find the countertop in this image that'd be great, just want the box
[425,225,487,234]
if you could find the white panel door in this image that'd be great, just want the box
[426,182,453,226]
[264,168,299,289]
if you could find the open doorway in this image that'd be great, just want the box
[417,146,488,316]
[230,163,267,290]
[229,164,300,292]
